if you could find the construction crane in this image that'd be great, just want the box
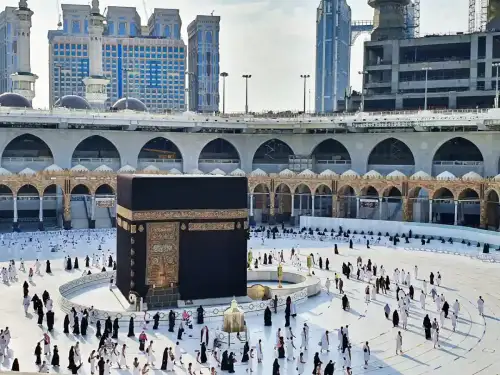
[56,0,62,29]
[142,0,150,21]
[469,0,489,32]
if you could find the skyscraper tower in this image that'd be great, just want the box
[83,0,109,109]
[10,0,38,102]
[369,0,410,41]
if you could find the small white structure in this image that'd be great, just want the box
[189,168,204,175]
[249,168,267,177]
[386,170,406,179]
[364,170,382,179]
[298,169,316,177]
[117,165,136,173]
[279,169,296,177]
[229,168,246,177]
[143,165,160,173]
[341,169,359,178]
[169,168,182,175]
[0,167,12,176]
[462,171,482,181]
[494,174,500,181]
[18,167,36,175]
[410,171,431,180]
[70,164,89,172]
[210,168,226,175]
[94,164,113,172]
[44,164,63,172]
[319,169,338,177]
[436,171,457,180]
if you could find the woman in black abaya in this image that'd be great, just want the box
[423,314,432,340]
[392,310,399,327]
[51,345,60,367]
[241,341,249,362]
[264,306,272,326]
[272,358,280,375]
[128,317,135,337]
[199,342,207,364]
[95,320,102,338]
[221,350,229,371]
[63,314,70,334]
[34,342,42,366]
[161,347,169,370]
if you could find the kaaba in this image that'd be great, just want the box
[116,174,248,308]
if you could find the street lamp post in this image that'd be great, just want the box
[242,74,252,114]
[300,74,310,114]
[358,71,367,112]
[422,66,432,110]
[494,63,500,108]
[220,72,229,114]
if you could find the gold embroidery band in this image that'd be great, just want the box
[188,222,235,231]
[117,205,248,221]
[146,222,180,287]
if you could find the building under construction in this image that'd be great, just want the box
[355,0,500,111]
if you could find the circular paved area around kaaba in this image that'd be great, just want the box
[0,229,498,374]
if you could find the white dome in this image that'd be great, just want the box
[70,164,89,172]
[319,169,338,177]
[94,164,113,172]
[364,170,382,178]
[249,168,267,177]
[229,168,246,177]
[44,164,63,172]
[436,171,457,180]
[341,169,359,178]
[387,170,406,179]
[0,167,12,176]
[462,171,482,180]
[298,169,316,177]
[210,168,226,176]
[143,165,160,172]
[493,174,500,181]
[410,170,431,180]
[278,169,296,177]
[189,168,204,175]
[169,168,182,175]
[117,164,136,173]
[18,167,36,176]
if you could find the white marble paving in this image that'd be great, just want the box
[0,229,498,374]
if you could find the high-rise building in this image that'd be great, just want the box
[315,0,351,114]
[48,4,186,112]
[0,6,17,94]
[187,15,220,113]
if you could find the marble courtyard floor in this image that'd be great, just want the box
[0,229,498,375]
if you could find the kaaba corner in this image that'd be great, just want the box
[115,174,249,308]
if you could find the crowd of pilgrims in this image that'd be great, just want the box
[0,226,490,375]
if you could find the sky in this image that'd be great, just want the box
[14,0,470,111]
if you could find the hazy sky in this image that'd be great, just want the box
[14,0,470,111]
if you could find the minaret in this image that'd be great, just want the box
[368,0,410,41]
[10,0,38,102]
[83,0,109,109]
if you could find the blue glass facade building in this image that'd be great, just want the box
[0,7,17,94]
[48,5,186,112]
[315,0,351,114]
[187,15,220,113]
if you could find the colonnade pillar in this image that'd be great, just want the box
[290,194,295,226]
[269,193,276,225]
[38,197,44,231]
[63,194,72,230]
[379,197,383,220]
[356,197,360,218]
[249,193,255,225]
[311,195,315,217]
[331,194,337,218]
[89,195,96,229]
[403,197,412,222]
[429,199,433,223]
[454,200,458,226]
[12,196,18,231]
[480,199,487,229]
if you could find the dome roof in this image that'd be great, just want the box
[44,164,63,172]
[364,170,382,178]
[436,171,457,180]
[0,167,12,176]
[462,171,482,180]
[55,95,91,110]
[210,168,226,175]
[298,169,316,177]
[229,168,246,177]
[0,93,32,109]
[386,170,406,179]
[493,174,500,181]
[410,170,431,180]
[117,165,136,173]
[143,165,160,172]
[112,97,147,112]
[19,167,36,175]
[94,164,113,172]
[341,169,359,178]
[278,169,296,177]
[319,169,338,177]
[169,168,182,175]
[70,164,89,172]
[249,168,267,177]
[189,168,204,175]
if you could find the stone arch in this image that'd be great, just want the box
[382,186,402,197]
[315,184,333,195]
[275,183,292,223]
[252,139,294,170]
[2,133,54,159]
[338,185,356,197]
[198,138,240,161]
[433,137,483,163]
[337,185,356,219]
[315,184,333,218]
[311,139,351,162]
[457,188,480,227]
[408,186,429,199]
[486,189,500,229]
[273,182,292,194]
[95,184,115,196]
[252,183,270,194]
[42,184,63,197]
[458,188,480,201]
[18,184,39,197]
[251,183,270,223]
[138,137,183,161]
[368,137,415,166]
[0,184,13,196]
[72,135,121,168]
[360,185,379,197]
[432,187,455,200]
[71,184,91,195]
[408,186,430,223]
[294,184,313,217]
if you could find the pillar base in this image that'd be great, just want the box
[89,220,96,229]
[63,220,72,230]
[12,221,19,232]
[249,215,255,227]
[110,217,116,228]
[38,221,44,231]
[268,215,276,225]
